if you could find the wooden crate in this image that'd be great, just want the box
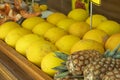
[0,40,53,80]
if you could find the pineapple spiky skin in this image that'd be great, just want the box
[102,69,120,80]
[83,44,120,80]
[84,57,120,80]
[66,50,102,76]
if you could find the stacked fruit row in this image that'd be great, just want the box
[0,8,120,80]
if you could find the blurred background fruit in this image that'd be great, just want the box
[39,4,48,11]
[68,22,90,38]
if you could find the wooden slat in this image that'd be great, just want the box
[0,51,34,80]
[0,40,53,80]
[0,63,18,80]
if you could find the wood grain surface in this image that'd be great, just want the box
[0,40,53,80]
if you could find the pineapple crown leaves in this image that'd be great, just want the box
[54,51,69,61]
[104,44,120,58]
[53,51,69,72]
[54,71,69,78]
[52,65,68,72]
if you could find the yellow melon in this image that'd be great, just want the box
[96,20,120,36]
[44,27,68,43]
[47,12,67,25]
[68,9,88,21]
[68,22,90,38]
[55,35,80,54]
[83,29,109,45]
[105,33,120,51]
[71,39,105,54]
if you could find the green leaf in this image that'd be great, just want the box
[107,44,120,57]
[61,62,66,66]
[52,66,67,71]
[113,44,120,52]
[104,49,110,57]
[54,71,69,78]
[54,52,68,61]
[113,54,120,59]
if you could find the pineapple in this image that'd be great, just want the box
[53,50,102,79]
[84,44,120,80]
[102,69,120,80]
[66,50,102,76]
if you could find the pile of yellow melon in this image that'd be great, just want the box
[0,8,120,77]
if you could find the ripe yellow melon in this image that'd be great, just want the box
[68,22,90,38]
[5,27,31,47]
[55,35,80,54]
[0,21,21,40]
[15,34,44,56]
[44,27,68,43]
[32,21,56,36]
[26,40,57,67]
[86,14,107,28]
[68,9,88,21]
[71,39,105,54]
[22,17,45,30]
[83,29,109,45]
[105,33,120,51]
[41,52,63,76]
[96,20,120,36]
[47,12,67,25]
[56,18,76,31]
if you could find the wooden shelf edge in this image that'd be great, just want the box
[0,40,53,80]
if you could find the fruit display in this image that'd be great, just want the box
[0,1,120,80]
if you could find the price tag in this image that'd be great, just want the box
[92,0,101,5]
